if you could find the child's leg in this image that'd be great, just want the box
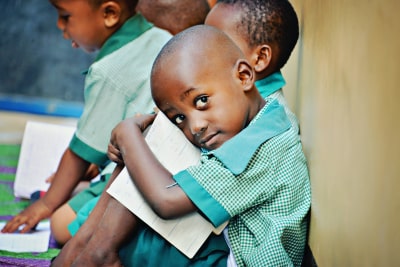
[51,165,128,266]
[51,170,107,245]
[72,195,138,266]
[50,203,75,245]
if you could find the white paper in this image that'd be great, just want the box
[0,221,51,253]
[107,111,227,259]
[13,121,76,198]
[144,110,201,174]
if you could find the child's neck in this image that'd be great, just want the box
[256,68,279,81]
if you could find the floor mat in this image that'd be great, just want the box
[0,144,60,266]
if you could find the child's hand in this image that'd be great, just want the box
[1,198,52,234]
[108,113,156,164]
[82,163,100,181]
[132,112,157,132]
[108,141,124,165]
[45,172,56,183]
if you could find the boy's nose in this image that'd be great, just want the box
[189,117,208,137]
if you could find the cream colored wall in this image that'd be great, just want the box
[282,0,400,265]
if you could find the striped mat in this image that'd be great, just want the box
[0,144,60,266]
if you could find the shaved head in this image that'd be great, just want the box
[151,25,245,101]
[137,0,210,35]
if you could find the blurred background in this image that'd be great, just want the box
[0,0,94,110]
[0,0,95,143]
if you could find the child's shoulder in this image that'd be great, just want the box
[104,14,172,58]
[256,98,301,152]
[92,24,171,72]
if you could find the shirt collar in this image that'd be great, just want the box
[94,13,152,62]
[207,99,291,175]
[254,71,286,98]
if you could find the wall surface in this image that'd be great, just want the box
[282,0,400,265]
[0,0,94,103]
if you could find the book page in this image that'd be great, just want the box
[107,111,227,259]
[13,121,76,198]
[0,221,51,253]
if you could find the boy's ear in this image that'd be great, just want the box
[101,2,122,28]
[236,59,255,92]
[254,45,272,73]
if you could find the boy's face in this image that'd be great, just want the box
[152,50,252,151]
[205,4,254,66]
[50,0,107,53]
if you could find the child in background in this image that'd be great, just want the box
[1,0,172,245]
[205,0,301,133]
[205,2,309,264]
[65,0,213,244]
[52,25,311,267]
[136,0,210,35]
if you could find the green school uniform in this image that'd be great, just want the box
[175,100,311,267]
[67,14,171,213]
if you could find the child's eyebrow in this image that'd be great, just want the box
[162,107,175,116]
[180,87,196,102]
[52,3,65,11]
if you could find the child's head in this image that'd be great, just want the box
[49,0,138,53]
[151,25,264,150]
[205,0,299,80]
[136,0,210,35]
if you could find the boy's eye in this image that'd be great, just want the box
[60,14,70,21]
[173,114,185,125]
[195,95,208,109]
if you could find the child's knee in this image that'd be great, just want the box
[50,204,76,245]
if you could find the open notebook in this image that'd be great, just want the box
[13,121,76,199]
[107,111,228,259]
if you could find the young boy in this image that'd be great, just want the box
[52,25,310,267]
[205,0,300,133]
[1,0,171,244]
[136,0,210,35]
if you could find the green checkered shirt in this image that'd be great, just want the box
[175,99,311,267]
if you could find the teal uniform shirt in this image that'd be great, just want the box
[255,71,286,98]
[256,71,300,134]
[174,100,311,267]
[69,14,171,167]
[67,14,171,213]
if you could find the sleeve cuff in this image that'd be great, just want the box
[174,170,230,227]
[69,134,109,166]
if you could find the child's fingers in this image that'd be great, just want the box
[1,215,27,233]
[19,218,38,233]
[107,143,123,164]
[45,173,56,183]
[135,113,157,131]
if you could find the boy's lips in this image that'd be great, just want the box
[200,132,218,148]
[71,40,79,48]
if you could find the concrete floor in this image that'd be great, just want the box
[0,111,78,144]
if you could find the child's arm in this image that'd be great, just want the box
[45,163,99,183]
[1,149,91,233]
[109,114,196,219]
